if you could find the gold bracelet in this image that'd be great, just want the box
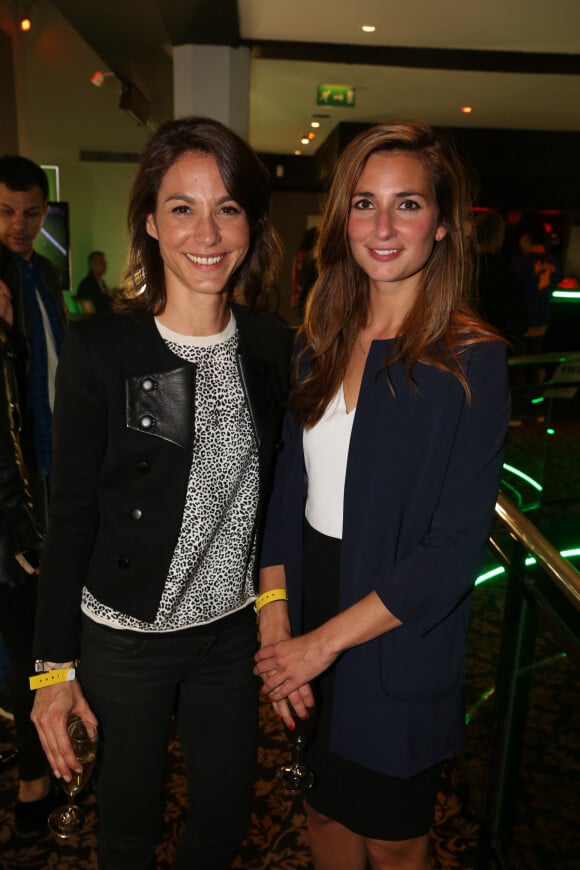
[254,588,288,613]
[29,667,76,690]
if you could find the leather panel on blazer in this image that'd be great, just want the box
[125,366,195,448]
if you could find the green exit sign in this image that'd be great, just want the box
[316,84,356,108]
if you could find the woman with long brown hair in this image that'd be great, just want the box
[254,120,510,869]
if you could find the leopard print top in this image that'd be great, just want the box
[81,313,259,631]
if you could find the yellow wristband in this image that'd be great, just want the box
[255,588,288,613]
[29,667,76,690]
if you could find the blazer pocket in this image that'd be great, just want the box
[379,613,467,702]
[125,366,195,448]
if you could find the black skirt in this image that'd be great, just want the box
[301,521,441,841]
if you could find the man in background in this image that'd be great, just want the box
[512,214,561,358]
[0,155,65,832]
[76,249,113,314]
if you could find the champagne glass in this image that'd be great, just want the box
[277,707,316,793]
[48,718,98,838]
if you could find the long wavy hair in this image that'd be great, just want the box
[294,120,499,426]
[117,116,282,313]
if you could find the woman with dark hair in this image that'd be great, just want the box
[30,116,291,869]
[254,120,510,869]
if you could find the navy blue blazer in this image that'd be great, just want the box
[261,339,510,777]
[34,304,292,661]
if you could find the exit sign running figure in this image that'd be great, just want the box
[316,84,356,107]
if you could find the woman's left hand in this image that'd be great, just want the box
[254,630,337,702]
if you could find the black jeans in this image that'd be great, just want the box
[79,606,258,870]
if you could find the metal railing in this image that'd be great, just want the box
[477,492,580,868]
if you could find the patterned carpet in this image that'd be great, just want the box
[0,414,579,868]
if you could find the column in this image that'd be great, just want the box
[173,44,250,140]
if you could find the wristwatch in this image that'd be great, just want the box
[34,659,79,672]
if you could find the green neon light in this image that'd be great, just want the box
[468,547,580,723]
[500,478,524,507]
[475,566,505,586]
[561,548,580,559]
[530,396,545,405]
[546,428,555,435]
[475,547,580,587]
[502,462,543,492]
[552,290,580,299]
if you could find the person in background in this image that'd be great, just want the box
[474,211,529,425]
[0,155,65,832]
[512,214,561,358]
[473,210,527,348]
[31,116,291,869]
[291,226,319,311]
[0,280,44,767]
[75,250,113,315]
[254,120,510,870]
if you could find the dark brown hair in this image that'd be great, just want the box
[118,116,281,313]
[294,119,498,426]
[0,155,49,202]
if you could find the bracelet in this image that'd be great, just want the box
[29,667,76,690]
[34,659,78,673]
[254,588,288,613]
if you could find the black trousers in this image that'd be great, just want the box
[79,606,258,870]
[0,575,48,781]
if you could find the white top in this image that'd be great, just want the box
[303,385,355,540]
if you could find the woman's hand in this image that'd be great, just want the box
[255,629,336,705]
[254,592,316,724]
[31,681,98,782]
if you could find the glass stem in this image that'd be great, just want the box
[292,743,304,766]
[63,792,77,820]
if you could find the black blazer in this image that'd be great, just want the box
[34,304,292,660]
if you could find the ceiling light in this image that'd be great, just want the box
[294,150,302,156]
[18,0,32,31]
[306,132,316,141]
[301,138,309,145]
[362,25,376,33]
[461,105,473,114]
[311,121,320,128]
